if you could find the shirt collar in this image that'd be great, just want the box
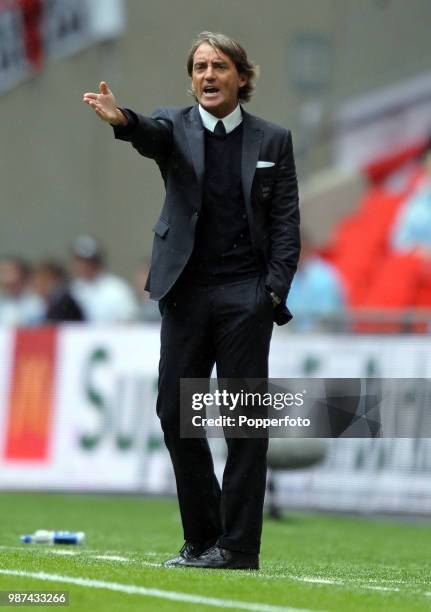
[198,104,242,134]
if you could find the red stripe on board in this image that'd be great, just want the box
[4,327,57,461]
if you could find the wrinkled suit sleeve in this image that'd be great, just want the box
[265,130,300,302]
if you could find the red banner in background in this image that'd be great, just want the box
[4,327,57,461]
[0,0,125,95]
[18,0,43,70]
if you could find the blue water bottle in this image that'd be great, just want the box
[21,530,85,545]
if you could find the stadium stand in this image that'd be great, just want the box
[302,142,431,332]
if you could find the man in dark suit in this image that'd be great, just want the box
[83,31,300,570]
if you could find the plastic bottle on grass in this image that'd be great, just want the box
[20,530,85,545]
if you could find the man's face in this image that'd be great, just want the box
[0,261,24,297]
[72,257,99,281]
[191,43,247,118]
[32,270,55,301]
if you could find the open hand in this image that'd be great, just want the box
[82,81,127,126]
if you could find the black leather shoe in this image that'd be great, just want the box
[185,545,259,570]
[163,539,217,567]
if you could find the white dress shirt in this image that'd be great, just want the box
[0,292,45,326]
[198,104,242,134]
[71,273,138,323]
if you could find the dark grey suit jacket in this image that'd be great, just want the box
[114,105,300,325]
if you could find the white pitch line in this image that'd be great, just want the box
[0,569,324,612]
[142,561,163,568]
[49,549,79,556]
[91,555,130,563]
[0,546,158,567]
[0,545,80,554]
[0,545,166,558]
[363,585,400,593]
[294,577,343,586]
[0,547,421,596]
[285,575,403,593]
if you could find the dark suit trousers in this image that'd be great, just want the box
[157,274,274,554]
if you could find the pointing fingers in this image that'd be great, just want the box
[83,92,98,101]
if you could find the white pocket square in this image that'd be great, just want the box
[256,161,275,168]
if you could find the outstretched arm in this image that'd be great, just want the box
[82,81,172,161]
[82,81,127,126]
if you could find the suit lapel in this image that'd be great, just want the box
[183,106,263,221]
[183,106,205,202]
[241,110,263,224]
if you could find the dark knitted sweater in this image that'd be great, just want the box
[183,123,260,284]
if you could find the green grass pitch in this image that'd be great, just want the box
[0,493,430,611]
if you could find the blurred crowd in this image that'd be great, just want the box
[0,235,160,326]
[390,150,431,256]
[2,147,431,330]
[0,229,344,328]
